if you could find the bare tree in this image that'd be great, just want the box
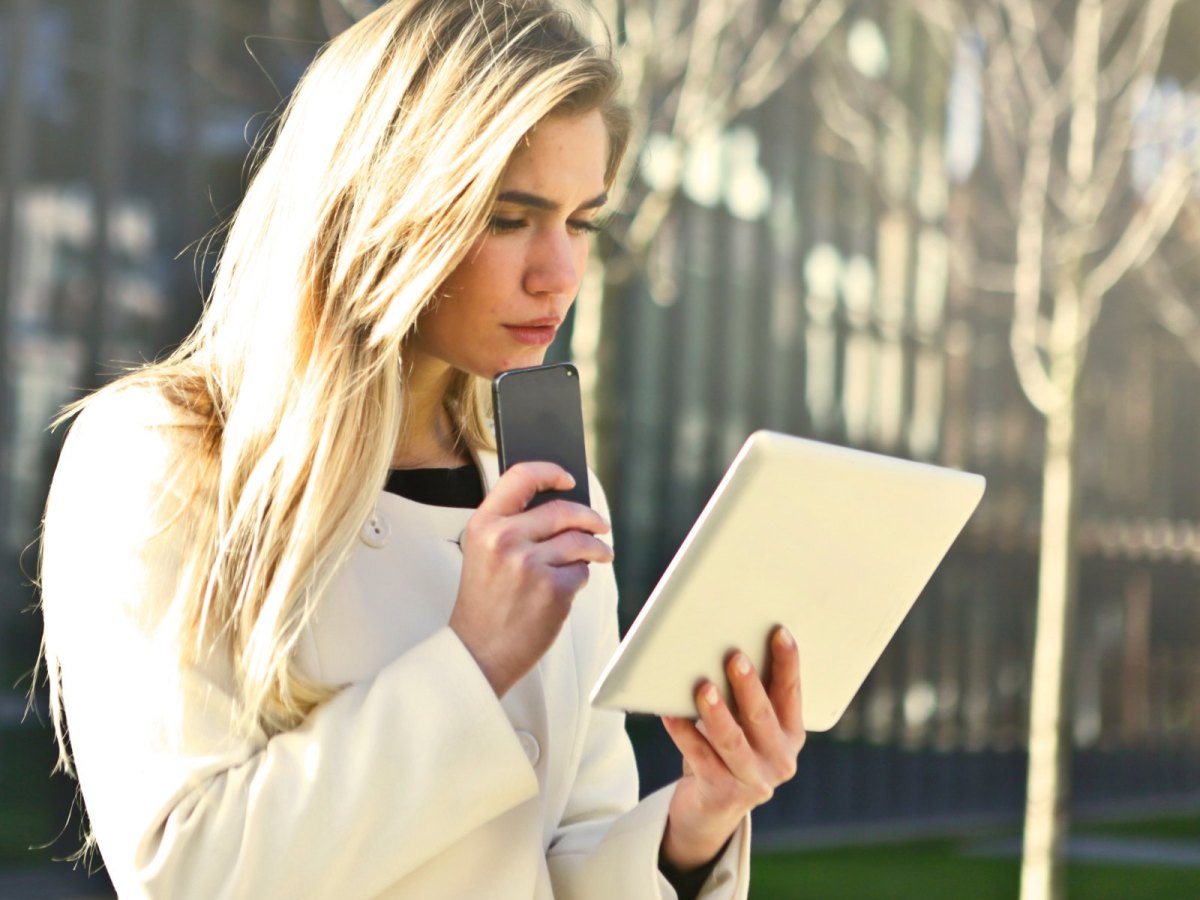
[817,2,1200,899]
[576,0,848,476]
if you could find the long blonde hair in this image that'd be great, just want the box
[43,0,630,744]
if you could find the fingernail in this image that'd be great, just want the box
[777,626,795,648]
[703,685,720,707]
[735,654,751,676]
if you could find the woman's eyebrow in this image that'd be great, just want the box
[496,190,608,212]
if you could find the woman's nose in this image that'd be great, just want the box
[524,230,582,298]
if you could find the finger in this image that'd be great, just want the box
[519,498,611,543]
[481,462,578,516]
[693,682,767,791]
[661,715,726,782]
[725,652,782,750]
[768,626,804,739]
[549,561,590,597]
[728,651,800,784]
[531,530,615,567]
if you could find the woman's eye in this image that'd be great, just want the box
[490,215,605,236]
[568,218,604,236]
[490,217,526,233]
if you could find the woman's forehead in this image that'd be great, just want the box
[498,110,609,203]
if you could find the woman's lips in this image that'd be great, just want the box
[504,324,559,346]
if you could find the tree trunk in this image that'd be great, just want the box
[1019,324,1083,900]
[574,247,628,495]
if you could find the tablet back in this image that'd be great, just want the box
[590,431,985,731]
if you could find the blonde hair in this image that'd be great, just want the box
[42,0,630,748]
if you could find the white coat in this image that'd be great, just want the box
[40,387,751,899]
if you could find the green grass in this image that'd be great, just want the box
[749,827,1200,900]
[752,838,1017,900]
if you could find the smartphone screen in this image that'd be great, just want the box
[492,362,591,509]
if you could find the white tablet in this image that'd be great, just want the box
[590,431,985,731]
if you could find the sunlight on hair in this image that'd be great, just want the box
[42,0,631,751]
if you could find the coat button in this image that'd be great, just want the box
[515,730,540,766]
[360,512,390,548]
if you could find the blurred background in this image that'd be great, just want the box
[2,1,1199,898]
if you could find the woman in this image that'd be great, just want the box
[39,1,805,897]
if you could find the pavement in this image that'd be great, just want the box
[966,834,1200,868]
[0,865,112,899]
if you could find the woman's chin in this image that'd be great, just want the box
[494,351,550,375]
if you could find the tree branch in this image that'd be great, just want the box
[1137,253,1200,366]
[621,0,847,255]
[1081,0,1177,227]
[996,0,1055,99]
[1066,0,1103,197]
[732,0,846,113]
[1011,95,1060,416]
[1081,154,1196,323]
[668,0,739,142]
[812,64,881,173]
[1100,0,1180,103]
[911,0,965,36]
[982,108,1029,224]
[1082,99,1137,226]
[976,6,1033,136]
[643,0,700,87]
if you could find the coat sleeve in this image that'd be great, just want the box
[545,475,751,900]
[40,390,539,900]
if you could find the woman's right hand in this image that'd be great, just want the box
[449,462,614,697]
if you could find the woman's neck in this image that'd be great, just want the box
[392,356,470,470]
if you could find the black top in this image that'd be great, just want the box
[384,464,484,508]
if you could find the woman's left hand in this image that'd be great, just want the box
[659,625,805,872]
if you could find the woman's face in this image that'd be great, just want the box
[408,109,610,380]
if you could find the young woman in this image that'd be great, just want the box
[39,2,805,897]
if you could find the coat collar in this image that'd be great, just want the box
[370,447,499,544]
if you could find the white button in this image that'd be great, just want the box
[360,512,390,548]
[515,730,540,766]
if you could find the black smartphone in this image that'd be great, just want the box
[492,362,591,509]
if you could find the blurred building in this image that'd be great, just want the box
[606,8,1200,832]
[0,0,319,648]
[2,0,1198,851]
